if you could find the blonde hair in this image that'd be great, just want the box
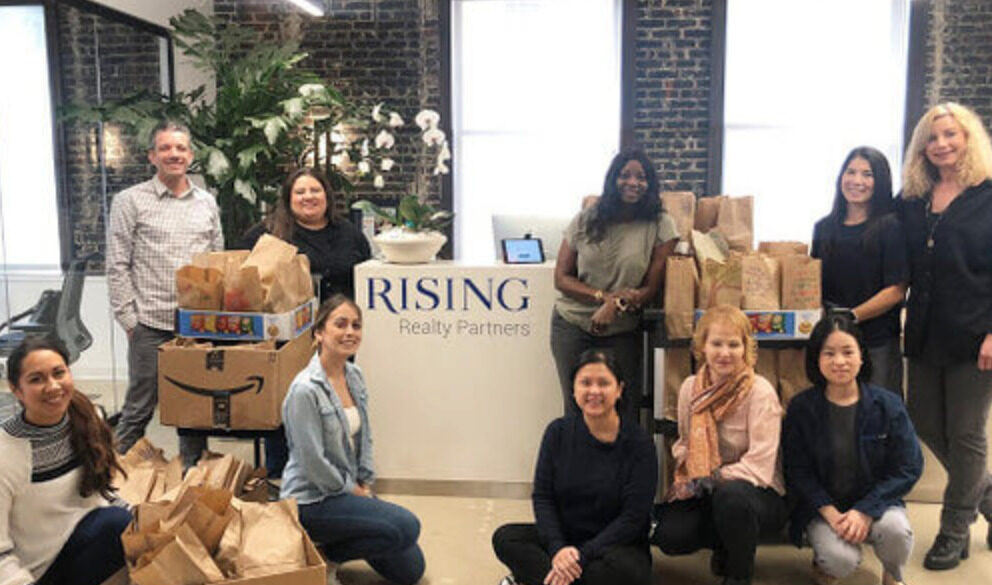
[902,102,992,199]
[691,304,757,368]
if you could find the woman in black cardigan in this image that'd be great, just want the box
[897,102,992,570]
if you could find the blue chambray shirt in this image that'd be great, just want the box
[279,355,375,504]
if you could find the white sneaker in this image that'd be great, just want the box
[498,575,517,585]
[326,562,343,585]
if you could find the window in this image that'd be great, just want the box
[722,0,910,242]
[0,5,61,269]
[451,0,623,262]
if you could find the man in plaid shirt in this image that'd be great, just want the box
[107,120,223,467]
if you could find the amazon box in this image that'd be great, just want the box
[158,333,313,430]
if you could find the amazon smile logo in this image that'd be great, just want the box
[164,375,265,428]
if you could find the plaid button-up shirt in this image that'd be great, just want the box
[107,175,224,331]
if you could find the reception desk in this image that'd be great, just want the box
[354,260,561,492]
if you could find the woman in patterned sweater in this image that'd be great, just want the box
[0,337,130,585]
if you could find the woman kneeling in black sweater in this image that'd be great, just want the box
[492,349,657,585]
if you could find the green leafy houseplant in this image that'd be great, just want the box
[62,8,354,245]
[351,195,453,232]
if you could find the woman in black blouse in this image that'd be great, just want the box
[811,146,908,394]
[898,102,992,570]
[238,168,371,478]
[238,168,371,301]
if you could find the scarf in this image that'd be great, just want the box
[674,363,754,485]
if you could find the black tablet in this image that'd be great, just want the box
[501,237,545,264]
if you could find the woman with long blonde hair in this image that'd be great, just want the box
[898,102,992,570]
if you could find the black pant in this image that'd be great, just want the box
[492,523,651,585]
[652,480,786,580]
[38,506,132,585]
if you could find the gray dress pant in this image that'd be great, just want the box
[866,337,904,398]
[806,506,913,581]
[114,323,206,466]
[907,357,992,537]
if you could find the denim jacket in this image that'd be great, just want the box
[279,355,375,504]
[782,383,923,546]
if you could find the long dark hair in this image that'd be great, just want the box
[266,168,339,240]
[804,313,873,388]
[7,337,125,499]
[570,348,626,413]
[585,150,662,242]
[312,294,361,354]
[821,146,894,258]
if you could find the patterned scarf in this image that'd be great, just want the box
[674,363,754,484]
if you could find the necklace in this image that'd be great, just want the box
[925,199,942,249]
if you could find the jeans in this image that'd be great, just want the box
[866,337,904,398]
[299,493,425,585]
[907,357,992,537]
[652,480,787,580]
[492,523,651,585]
[549,310,641,420]
[264,425,289,479]
[38,506,132,585]
[115,324,207,467]
[806,506,913,581]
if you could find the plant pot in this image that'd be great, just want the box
[373,228,447,264]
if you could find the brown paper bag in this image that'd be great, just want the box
[661,191,696,241]
[698,255,743,309]
[664,256,698,339]
[690,229,728,272]
[193,250,249,273]
[777,348,810,407]
[780,255,822,309]
[176,266,223,310]
[741,253,781,310]
[222,260,264,312]
[243,234,299,288]
[266,255,314,313]
[663,347,692,421]
[715,195,754,251]
[217,500,307,579]
[755,349,778,395]
[694,195,725,231]
[758,241,809,257]
[130,524,225,585]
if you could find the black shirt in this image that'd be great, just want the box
[811,213,908,347]
[238,220,371,301]
[897,180,992,363]
[532,415,657,564]
[827,401,858,504]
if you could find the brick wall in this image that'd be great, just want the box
[57,4,165,270]
[213,0,442,208]
[923,0,992,126]
[633,0,714,195]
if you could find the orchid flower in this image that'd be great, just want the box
[388,112,405,128]
[373,174,385,189]
[371,102,385,123]
[381,157,395,171]
[414,109,441,130]
[374,129,395,149]
[422,127,446,146]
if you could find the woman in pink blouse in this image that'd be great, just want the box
[651,305,786,585]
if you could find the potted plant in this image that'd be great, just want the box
[345,109,453,264]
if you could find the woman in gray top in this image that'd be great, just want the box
[281,295,425,585]
[551,150,678,419]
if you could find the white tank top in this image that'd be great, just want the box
[343,406,361,450]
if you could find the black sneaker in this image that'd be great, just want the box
[923,533,969,570]
[497,575,517,585]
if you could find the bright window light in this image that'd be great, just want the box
[286,0,325,17]
[723,0,910,243]
[452,0,622,262]
[0,6,61,269]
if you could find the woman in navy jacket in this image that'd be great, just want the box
[783,314,922,585]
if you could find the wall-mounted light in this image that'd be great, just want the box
[286,0,325,17]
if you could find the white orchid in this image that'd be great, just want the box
[371,102,385,123]
[358,159,371,175]
[414,109,441,130]
[374,129,395,150]
[435,160,449,175]
[422,127,446,146]
[388,112,405,128]
[360,138,370,157]
[373,174,385,189]
[331,151,351,170]
[381,157,395,171]
[437,142,451,163]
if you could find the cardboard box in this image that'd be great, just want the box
[695,308,822,339]
[158,333,313,430]
[175,298,318,341]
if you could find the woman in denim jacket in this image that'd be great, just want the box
[281,295,425,585]
[783,315,922,585]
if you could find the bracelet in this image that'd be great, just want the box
[594,290,604,302]
[614,297,630,312]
